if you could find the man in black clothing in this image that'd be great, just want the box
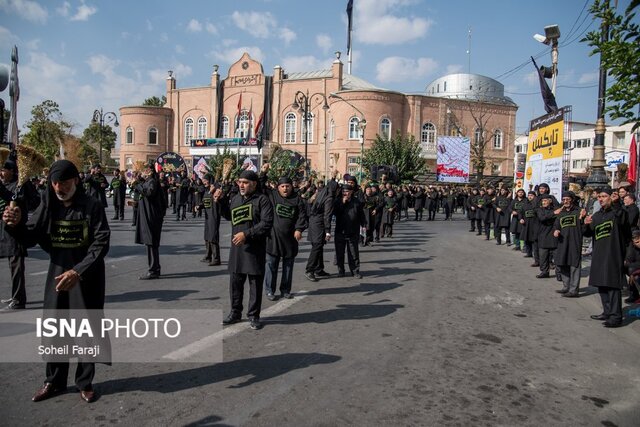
[304,177,335,282]
[199,174,223,266]
[221,170,273,330]
[622,193,639,232]
[84,164,108,208]
[333,184,366,279]
[110,169,126,220]
[536,195,557,279]
[553,192,585,297]
[134,163,166,280]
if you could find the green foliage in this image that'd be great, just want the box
[22,100,71,163]
[205,145,243,181]
[362,130,426,182]
[81,121,117,164]
[583,0,640,130]
[142,96,167,107]
[266,144,305,183]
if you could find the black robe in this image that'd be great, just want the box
[382,195,397,225]
[134,177,165,246]
[584,206,630,289]
[467,194,478,220]
[483,194,496,224]
[475,195,488,220]
[265,190,308,259]
[85,173,108,207]
[536,206,557,249]
[624,203,639,232]
[110,176,127,207]
[553,206,583,267]
[333,197,366,236]
[509,198,526,234]
[307,186,334,244]
[494,196,511,228]
[201,190,223,242]
[519,199,539,242]
[222,191,273,275]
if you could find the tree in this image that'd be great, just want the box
[583,0,640,130]
[142,96,167,107]
[22,100,72,163]
[62,134,98,171]
[362,130,426,182]
[266,144,305,183]
[81,121,117,166]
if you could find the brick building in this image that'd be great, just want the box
[118,52,517,179]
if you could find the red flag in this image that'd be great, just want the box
[629,133,637,185]
[235,92,242,130]
[247,99,253,138]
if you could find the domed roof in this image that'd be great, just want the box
[425,73,516,106]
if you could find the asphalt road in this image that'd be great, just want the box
[0,206,639,426]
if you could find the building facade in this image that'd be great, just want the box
[118,52,517,179]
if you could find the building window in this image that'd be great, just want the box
[185,117,194,146]
[347,156,361,175]
[125,157,133,168]
[444,81,447,92]
[421,122,436,151]
[493,129,503,149]
[474,128,483,146]
[301,112,314,144]
[572,159,590,169]
[348,117,361,140]
[148,127,158,145]
[237,110,250,138]
[329,119,335,143]
[125,127,134,144]
[197,117,207,139]
[614,131,626,147]
[285,113,296,144]
[380,118,391,140]
[221,116,229,138]
[573,138,591,148]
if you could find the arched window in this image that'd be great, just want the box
[380,117,391,140]
[237,110,251,138]
[329,119,335,143]
[148,127,158,145]
[474,128,483,146]
[285,113,296,144]
[348,117,361,140]
[221,116,229,138]
[301,112,314,144]
[421,122,436,151]
[197,117,207,139]
[493,129,503,149]
[184,117,194,146]
[125,127,134,144]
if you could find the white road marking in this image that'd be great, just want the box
[30,255,138,276]
[30,271,48,276]
[163,290,308,361]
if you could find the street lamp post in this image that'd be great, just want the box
[533,24,561,96]
[292,90,329,178]
[328,93,366,180]
[92,108,119,164]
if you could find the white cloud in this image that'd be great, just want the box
[121,31,130,40]
[0,0,48,23]
[578,71,598,84]
[231,11,277,39]
[186,19,203,32]
[56,1,70,17]
[175,44,185,55]
[0,25,20,48]
[206,22,218,34]
[87,54,120,75]
[222,39,237,47]
[70,1,97,21]
[446,64,463,74]
[282,55,332,73]
[146,19,153,31]
[211,46,265,64]
[279,27,296,45]
[524,71,538,86]
[148,63,192,83]
[25,38,40,50]
[356,0,432,45]
[316,34,332,54]
[376,56,438,83]
[160,33,168,42]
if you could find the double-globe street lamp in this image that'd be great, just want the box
[292,90,329,178]
[328,93,366,180]
[92,108,119,164]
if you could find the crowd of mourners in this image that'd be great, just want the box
[1,156,639,402]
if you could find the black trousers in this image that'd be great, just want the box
[428,207,436,220]
[475,219,483,234]
[8,255,26,305]
[374,216,383,239]
[598,286,622,323]
[146,244,161,275]
[46,361,95,391]
[469,219,476,231]
[539,247,553,274]
[113,200,124,219]
[414,208,423,221]
[229,273,263,319]
[132,205,138,226]
[204,241,220,262]
[494,226,511,244]
[305,241,325,274]
[335,233,360,273]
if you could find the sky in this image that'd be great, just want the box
[0,0,636,142]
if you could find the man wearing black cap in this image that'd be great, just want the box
[333,184,366,278]
[584,186,630,327]
[520,191,540,262]
[221,169,273,330]
[134,162,166,280]
[0,158,28,309]
[199,174,223,266]
[2,159,110,403]
[552,191,585,297]
[304,173,336,282]
[110,169,126,221]
[260,165,308,300]
[536,195,557,278]
[84,164,108,208]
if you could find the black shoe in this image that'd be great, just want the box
[337,271,346,278]
[536,273,550,279]
[208,260,221,266]
[111,216,119,220]
[374,238,380,243]
[556,289,569,294]
[562,293,579,298]
[530,263,540,267]
[281,293,293,299]
[496,242,502,245]
[524,254,533,258]
[266,293,276,301]
[249,318,262,330]
[139,273,159,280]
[603,320,622,328]
[315,270,330,278]
[304,272,318,282]
[506,243,512,247]
[624,296,636,304]
[4,300,25,310]
[485,237,490,240]
[590,314,608,321]
[200,258,211,263]
[0,298,13,304]
[469,229,475,232]
[352,272,363,279]
[222,314,241,325]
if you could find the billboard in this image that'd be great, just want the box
[436,136,470,183]
[155,152,187,177]
[524,108,565,198]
